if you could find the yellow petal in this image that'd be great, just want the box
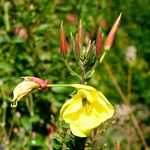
[70,123,91,137]
[73,107,102,130]
[11,80,39,107]
[91,91,114,113]
[71,84,96,91]
[61,98,82,122]
[60,85,115,137]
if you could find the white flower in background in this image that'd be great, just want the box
[125,46,137,64]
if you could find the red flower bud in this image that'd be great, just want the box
[59,22,68,56]
[26,76,48,90]
[104,13,122,50]
[47,124,57,134]
[96,28,103,57]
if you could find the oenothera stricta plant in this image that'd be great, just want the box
[11,13,121,148]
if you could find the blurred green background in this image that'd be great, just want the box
[0,0,150,149]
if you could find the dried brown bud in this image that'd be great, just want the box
[104,13,122,50]
[59,22,68,56]
[96,28,103,57]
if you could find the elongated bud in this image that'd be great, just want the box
[104,13,122,50]
[96,28,103,57]
[116,141,121,150]
[70,33,76,54]
[78,20,83,50]
[25,76,48,90]
[60,22,68,56]
[75,33,80,56]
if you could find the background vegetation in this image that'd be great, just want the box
[0,0,150,149]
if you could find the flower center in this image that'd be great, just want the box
[82,97,92,113]
[82,97,87,106]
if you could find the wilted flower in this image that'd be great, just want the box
[11,77,48,107]
[60,84,114,137]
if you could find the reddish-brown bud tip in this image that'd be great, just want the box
[104,13,122,50]
[116,141,121,150]
[96,28,103,57]
[26,76,48,90]
[59,22,68,56]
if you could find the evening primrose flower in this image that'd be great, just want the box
[11,77,48,107]
[60,84,114,137]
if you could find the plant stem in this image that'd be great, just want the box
[85,59,99,79]
[72,61,87,150]
[99,50,108,64]
[81,62,86,84]
[8,108,16,138]
[127,65,132,103]
[62,58,82,80]
[103,61,148,150]
[3,1,10,32]
[103,61,127,103]
[130,112,148,149]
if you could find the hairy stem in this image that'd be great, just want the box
[81,62,86,84]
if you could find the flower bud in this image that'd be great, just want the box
[116,141,121,150]
[78,20,83,50]
[11,77,48,107]
[59,22,68,56]
[96,28,103,57]
[125,46,137,65]
[75,33,80,56]
[47,124,57,134]
[104,13,122,50]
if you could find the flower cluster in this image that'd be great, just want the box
[11,14,121,137]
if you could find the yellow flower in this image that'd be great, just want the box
[60,84,114,137]
[11,77,48,107]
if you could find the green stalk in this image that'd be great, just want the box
[3,1,11,32]
[62,58,82,80]
[85,59,99,79]
[99,50,108,64]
